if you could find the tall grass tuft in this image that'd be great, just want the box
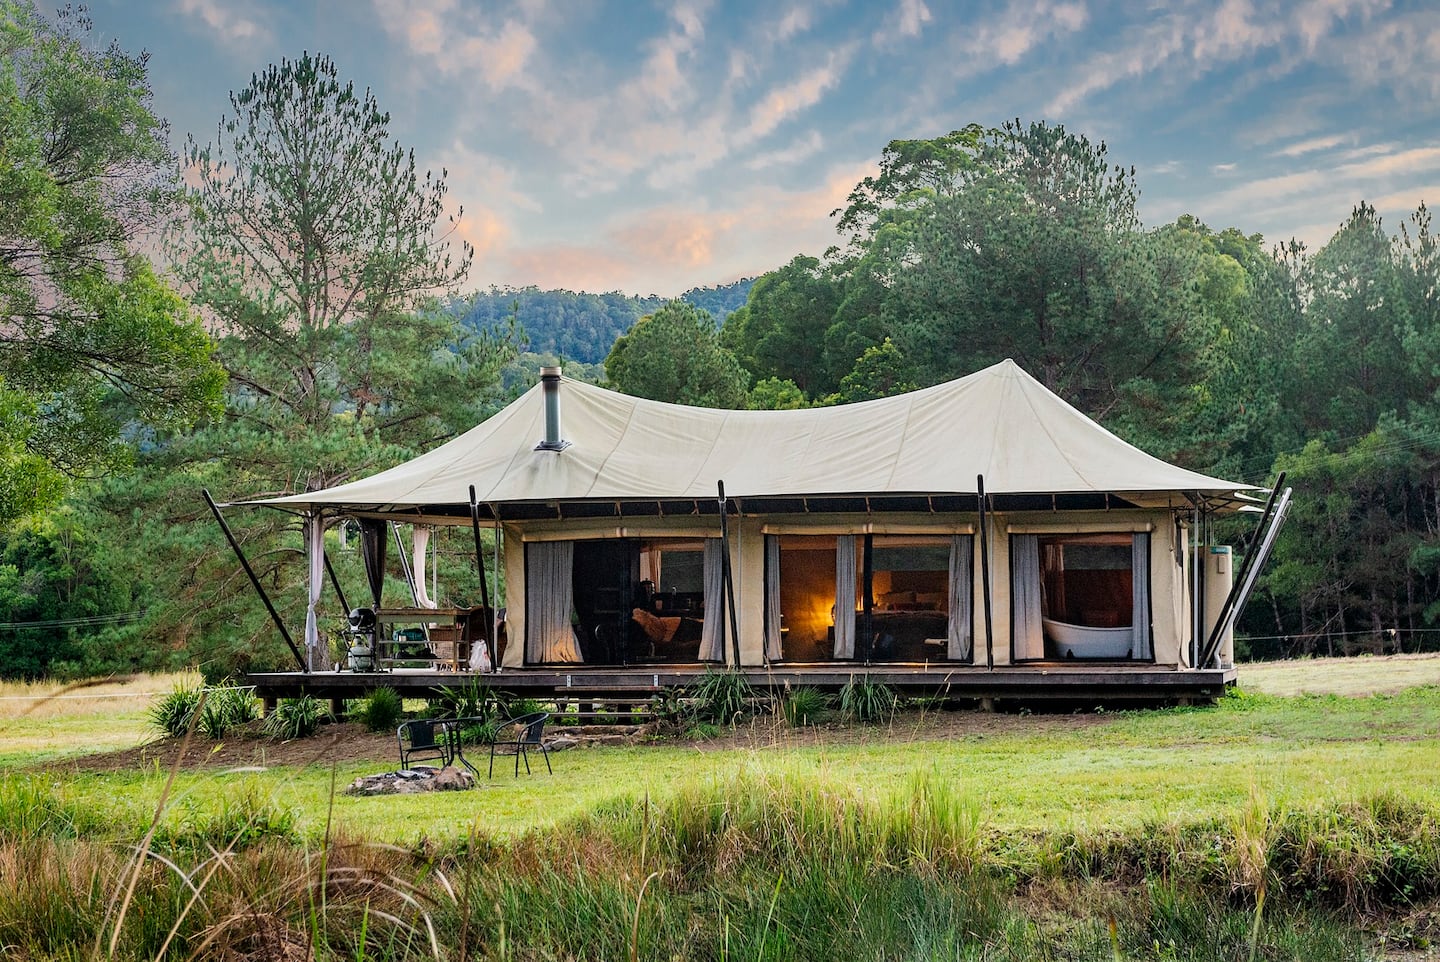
[352,685,405,732]
[839,673,898,722]
[263,695,330,740]
[780,685,830,727]
[148,683,203,737]
[691,668,760,725]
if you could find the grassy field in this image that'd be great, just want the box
[1,660,1437,960]
[3,663,1437,845]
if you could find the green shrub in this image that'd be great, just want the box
[839,675,898,723]
[351,686,404,733]
[431,679,492,720]
[691,668,759,725]
[457,719,501,746]
[781,686,831,727]
[500,695,544,719]
[196,685,259,739]
[263,695,329,740]
[147,684,203,738]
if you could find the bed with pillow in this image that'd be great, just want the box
[865,590,950,659]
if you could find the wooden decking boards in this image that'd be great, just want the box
[246,662,1236,708]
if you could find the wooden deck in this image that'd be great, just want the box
[246,662,1236,708]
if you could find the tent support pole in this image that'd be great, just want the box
[202,488,307,673]
[323,550,350,613]
[718,481,742,668]
[1191,498,1202,668]
[469,486,492,610]
[469,486,496,670]
[977,475,994,670]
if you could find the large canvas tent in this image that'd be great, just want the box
[243,359,1247,515]
[227,359,1278,680]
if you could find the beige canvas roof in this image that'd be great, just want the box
[239,359,1249,514]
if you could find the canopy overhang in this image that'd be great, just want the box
[227,359,1258,519]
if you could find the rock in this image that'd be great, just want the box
[546,736,579,752]
[431,765,475,791]
[344,766,476,796]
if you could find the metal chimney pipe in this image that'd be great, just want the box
[536,366,569,451]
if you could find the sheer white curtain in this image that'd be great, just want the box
[764,536,782,662]
[699,539,726,662]
[833,536,857,659]
[525,541,582,663]
[304,516,325,670]
[947,535,973,661]
[412,526,438,609]
[1011,535,1046,660]
[1132,533,1153,659]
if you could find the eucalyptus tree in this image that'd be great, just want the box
[0,1,221,522]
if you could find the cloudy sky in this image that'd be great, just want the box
[89,0,1440,297]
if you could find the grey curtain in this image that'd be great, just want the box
[1012,535,1045,660]
[525,541,582,663]
[947,535,973,661]
[833,535,857,659]
[1132,532,1153,660]
[359,518,387,607]
[764,536,782,662]
[699,538,725,662]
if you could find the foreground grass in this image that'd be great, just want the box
[1,767,1429,961]
[2,671,1438,959]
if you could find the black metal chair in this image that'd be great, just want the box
[397,719,453,771]
[488,711,552,777]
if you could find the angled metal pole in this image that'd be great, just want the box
[718,481,742,668]
[323,549,350,613]
[977,475,994,669]
[1202,472,1287,660]
[390,520,420,606]
[202,489,307,672]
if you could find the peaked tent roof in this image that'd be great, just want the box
[239,359,1249,515]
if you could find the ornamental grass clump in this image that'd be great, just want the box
[691,668,760,726]
[780,685,831,727]
[352,686,404,733]
[262,695,329,740]
[147,684,203,738]
[839,674,898,723]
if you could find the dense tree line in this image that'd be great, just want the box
[0,2,1434,676]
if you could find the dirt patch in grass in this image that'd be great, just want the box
[56,708,1117,774]
[49,720,398,773]
[667,704,1117,751]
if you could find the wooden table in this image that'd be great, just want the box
[375,607,472,670]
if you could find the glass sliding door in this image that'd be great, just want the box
[1010,532,1153,661]
[771,533,973,663]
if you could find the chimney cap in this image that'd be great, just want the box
[539,365,562,379]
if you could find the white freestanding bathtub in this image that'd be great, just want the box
[1042,617,1134,659]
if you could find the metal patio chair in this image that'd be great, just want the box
[488,711,552,777]
[397,719,453,771]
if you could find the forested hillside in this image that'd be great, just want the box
[457,279,752,364]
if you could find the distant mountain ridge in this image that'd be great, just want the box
[456,278,753,365]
